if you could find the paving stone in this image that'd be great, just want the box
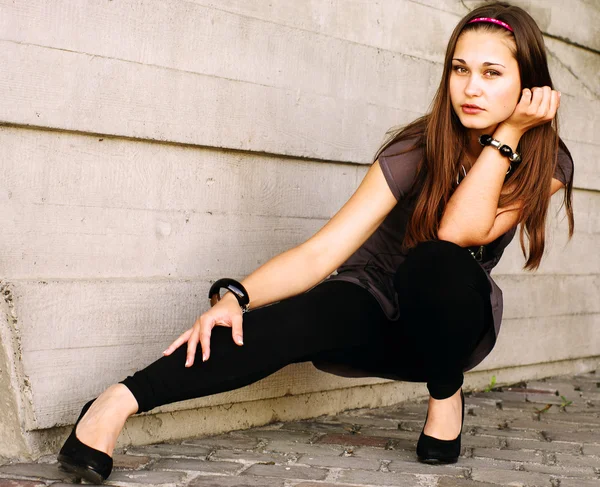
[316,433,390,448]
[459,454,599,483]
[520,461,598,479]
[153,458,242,475]
[470,390,567,406]
[279,422,350,434]
[0,464,71,482]
[458,456,536,472]
[540,413,600,426]
[182,434,259,450]
[294,484,365,487]
[461,435,517,450]
[188,476,285,487]
[462,426,544,440]
[470,447,545,463]
[105,469,186,486]
[296,453,380,470]
[355,427,420,440]
[351,445,416,462]
[112,454,151,470]
[338,468,453,486]
[332,414,401,429]
[262,440,345,456]
[0,480,45,487]
[436,479,499,487]
[582,444,600,456]
[241,464,328,481]
[464,412,538,427]
[541,430,600,444]
[469,467,562,486]
[240,429,314,443]
[509,418,598,434]
[555,451,600,468]
[500,437,585,453]
[210,449,289,464]
[388,459,465,476]
[125,444,211,458]
[556,479,600,487]
[366,406,424,420]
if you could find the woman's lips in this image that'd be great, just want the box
[462,104,484,114]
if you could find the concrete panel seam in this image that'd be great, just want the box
[187,1,445,65]
[0,122,374,167]
[0,32,441,83]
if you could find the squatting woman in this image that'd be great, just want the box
[58,2,574,482]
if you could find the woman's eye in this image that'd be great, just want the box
[484,70,501,77]
[452,66,468,74]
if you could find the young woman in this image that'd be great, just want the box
[58,1,574,482]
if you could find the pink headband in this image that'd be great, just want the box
[468,17,514,33]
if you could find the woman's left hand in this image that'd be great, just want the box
[502,86,560,135]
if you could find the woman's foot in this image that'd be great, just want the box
[74,384,139,456]
[423,387,463,440]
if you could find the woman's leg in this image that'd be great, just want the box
[74,280,389,455]
[391,239,493,396]
[390,239,493,438]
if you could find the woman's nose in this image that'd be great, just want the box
[464,75,483,96]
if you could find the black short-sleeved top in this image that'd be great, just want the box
[325,136,574,372]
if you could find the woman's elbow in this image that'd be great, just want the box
[437,225,488,247]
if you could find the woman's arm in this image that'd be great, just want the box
[439,86,561,246]
[235,160,397,310]
[168,161,397,366]
[437,123,522,246]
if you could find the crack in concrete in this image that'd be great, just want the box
[0,280,38,457]
[1,282,34,401]
[543,32,600,56]
[547,47,599,100]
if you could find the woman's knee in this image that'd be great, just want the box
[394,239,489,295]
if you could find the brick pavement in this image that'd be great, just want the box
[1,368,599,486]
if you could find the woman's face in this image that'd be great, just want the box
[449,29,521,135]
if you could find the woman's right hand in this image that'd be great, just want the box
[502,86,560,136]
[162,292,244,367]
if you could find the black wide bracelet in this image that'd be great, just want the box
[478,134,521,164]
[208,278,250,313]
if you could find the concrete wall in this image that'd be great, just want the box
[0,0,598,459]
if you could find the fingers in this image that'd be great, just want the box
[163,328,192,356]
[520,88,532,106]
[231,313,244,346]
[185,323,202,367]
[527,86,545,114]
[526,86,560,122]
[548,89,560,119]
[198,318,214,363]
[186,317,214,367]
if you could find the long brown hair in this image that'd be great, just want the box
[374,1,574,270]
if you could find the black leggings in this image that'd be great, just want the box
[120,240,493,413]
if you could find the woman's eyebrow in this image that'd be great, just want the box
[452,58,506,68]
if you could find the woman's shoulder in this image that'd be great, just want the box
[378,134,424,163]
[376,134,424,201]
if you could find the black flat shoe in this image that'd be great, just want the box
[416,389,465,464]
[57,399,113,484]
